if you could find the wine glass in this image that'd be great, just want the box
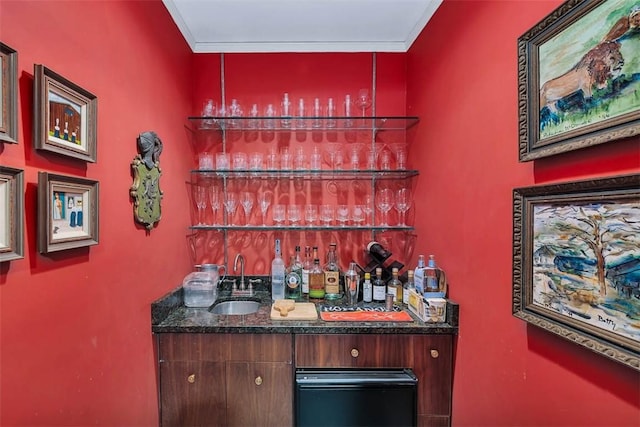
[362,194,374,225]
[208,185,220,225]
[257,191,272,226]
[193,184,207,225]
[240,192,254,225]
[375,188,394,226]
[224,192,238,225]
[395,188,411,226]
[356,88,372,117]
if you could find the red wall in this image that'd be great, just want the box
[0,1,193,425]
[407,0,640,426]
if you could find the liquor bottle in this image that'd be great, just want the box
[362,272,373,303]
[308,258,325,299]
[414,255,426,294]
[301,246,312,299]
[324,243,341,300]
[286,252,302,300]
[367,240,392,261]
[271,239,286,301]
[387,267,403,306]
[344,261,360,304]
[425,255,439,293]
[372,267,386,303]
[403,270,415,306]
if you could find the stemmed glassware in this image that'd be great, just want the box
[257,191,272,226]
[208,185,221,225]
[240,192,254,225]
[395,188,411,226]
[362,194,374,225]
[224,192,238,225]
[375,188,394,226]
[193,185,207,225]
[356,89,372,117]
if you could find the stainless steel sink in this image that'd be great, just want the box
[210,299,260,315]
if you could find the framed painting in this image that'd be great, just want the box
[0,42,18,144]
[37,172,99,254]
[518,0,640,161]
[0,166,24,262]
[513,174,640,370]
[34,64,97,162]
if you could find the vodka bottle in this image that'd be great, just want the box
[425,255,439,293]
[387,267,402,306]
[271,239,286,301]
[362,272,373,303]
[373,267,386,303]
[414,255,426,294]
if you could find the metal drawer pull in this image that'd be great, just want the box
[255,376,263,386]
[187,374,196,383]
[351,348,359,358]
[430,349,439,358]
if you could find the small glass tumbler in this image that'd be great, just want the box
[294,148,306,170]
[336,205,350,226]
[266,149,279,170]
[272,204,286,225]
[280,148,292,170]
[198,153,214,170]
[380,150,392,171]
[216,153,230,170]
[304,204,318,225]
[320,205,334,226]
[287,205,301,225]
[310,148,322,171]
[249,152,264,170]
[232,152,248,170]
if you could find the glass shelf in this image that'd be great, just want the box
[189,225,415,232]
[190,169,419,180]
[186,116,419,132]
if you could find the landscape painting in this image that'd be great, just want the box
[513,174,640,370]
[531,201,639,344]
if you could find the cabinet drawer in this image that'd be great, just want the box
[158,333,292,363]
[295,334,414,367]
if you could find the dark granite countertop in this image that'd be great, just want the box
[151,281,459,335]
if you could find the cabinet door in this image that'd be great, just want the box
[159,360,226,427]
[226,361,293,427]
[412,335,453,422]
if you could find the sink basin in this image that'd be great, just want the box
[210,299,261,315]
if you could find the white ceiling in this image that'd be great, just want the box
[162,0,443,53]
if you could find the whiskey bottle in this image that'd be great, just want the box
[387,267,402,306]
[323,243,341,300]
[308,258,325,299]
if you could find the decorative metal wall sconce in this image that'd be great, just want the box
[130,131,163,230]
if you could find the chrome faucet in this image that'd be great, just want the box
[233,253,248,292]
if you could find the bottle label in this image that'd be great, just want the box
[301,269,310,294]
[363,282,372,302]
[373,284,386,301]
[287,271,301,289]
[324,271,340,295]
[309,273,325,298]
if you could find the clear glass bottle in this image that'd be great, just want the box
[414,254,426,294]
[323,243,341,300]
[271,239,286,301]
[344,261,360,305]
[301,246,312,299]
[387,267,403,306]
[403,270,415,306]
[308,258,325,299]
[373,267,386,303]
[286,251,302,300]
[362,272,373,303]
[425,255,439,293]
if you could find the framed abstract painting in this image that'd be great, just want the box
[518,0,640,161]
[513,174,640,370]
